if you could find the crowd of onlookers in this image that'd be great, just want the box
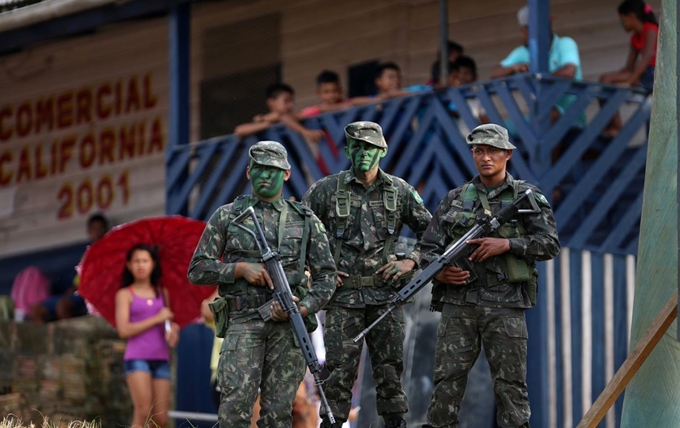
[235,0,659,144]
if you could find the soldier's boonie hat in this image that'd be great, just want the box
[248,140,291,170]
[344,121,387,148]
[466,124,517,150]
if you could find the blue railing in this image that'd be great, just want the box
[167,73,651,255]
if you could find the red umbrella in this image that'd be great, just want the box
[78,215,215,329]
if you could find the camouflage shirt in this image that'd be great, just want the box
[302,168,432,308]
[421,173,560,309]
[187,195,337,315]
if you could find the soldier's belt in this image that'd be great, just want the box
[226,294,272,312]
[345,275,384,289]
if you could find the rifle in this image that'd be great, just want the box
[233,206,336,424]
[352,189,541,343]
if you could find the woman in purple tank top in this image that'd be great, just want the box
[115,244,179,428]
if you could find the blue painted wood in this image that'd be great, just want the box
[601,192,644,251]
[540,86,594,154]
[527,264,550,428]
[175,323,216,428]
[445,86,481,132]
[188,137,242,219]
[569,250,584,424]
[553,255,564,428]
[538,79,573,121]
[589,254,606,428]
[168,142,222,215]
[543,90,630,191]
[205,141,253,216]
[613,255,629,427]
[166,1,191,215]
[554,101,651,229]
[569,147,647,248]
[515,77,538,114]
[528,0,550,74]
[494,81,537,152]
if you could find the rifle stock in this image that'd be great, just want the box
[234,206,336,424]
[352,189,540,343]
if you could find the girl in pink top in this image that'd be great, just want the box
[115,244,179,428]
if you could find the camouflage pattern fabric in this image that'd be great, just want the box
[188,195,337,427]
[248,140,292,170]
[421,173,559,428]
[323,305,406,421]
[303,169,432,307]
[344,121,388,148]
[425,304,530,428]
[303,168,432,422]
[218,318,306,427]
[465,124,517,150]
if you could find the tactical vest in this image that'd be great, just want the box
[333,170,398,266]
[227,195,312,296]
[431,180,538,311]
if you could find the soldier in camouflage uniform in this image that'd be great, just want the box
[187,140,337,428]
[302,121,432,428]
[421,124,560,428]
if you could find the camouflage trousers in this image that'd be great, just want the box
[322,304,408,423]
[217,316,306,428]
[425,303,530,428]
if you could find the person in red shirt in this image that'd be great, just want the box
[299,70,351,119]
[600,0,658,136]
[600,0,658,92]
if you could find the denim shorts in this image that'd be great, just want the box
[124,359,171,380]
[639,66,655,93]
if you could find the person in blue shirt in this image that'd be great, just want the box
[490,5,583,126]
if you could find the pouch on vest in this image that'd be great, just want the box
[499,255,534,283]
[208,296,229,338]
[525,268,539,306]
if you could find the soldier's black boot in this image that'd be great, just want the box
[385,416,407,428]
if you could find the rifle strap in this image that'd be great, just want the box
[231,195,252,295]
[460,180,524,215]
[382,181,398,265]
[285,200,312,286]
[298,209,311,281]
[277,202,289,249]
[334,171,351,265]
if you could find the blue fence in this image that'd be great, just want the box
[168,74,651,428]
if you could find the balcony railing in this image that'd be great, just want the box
[167,73,651,255]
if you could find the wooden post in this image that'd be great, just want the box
[577,291,678,428]
[621,0,680,425]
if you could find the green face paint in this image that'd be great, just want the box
[250,163,285,200]
[346,139,383,172]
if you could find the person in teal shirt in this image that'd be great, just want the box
[491,5,585,129]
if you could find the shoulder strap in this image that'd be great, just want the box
[285,200,312,283]
[334,172,351,264]
[460,183,477,212]
[499,179,524,208]
[381,179,399,264]
[231,195,249,218]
